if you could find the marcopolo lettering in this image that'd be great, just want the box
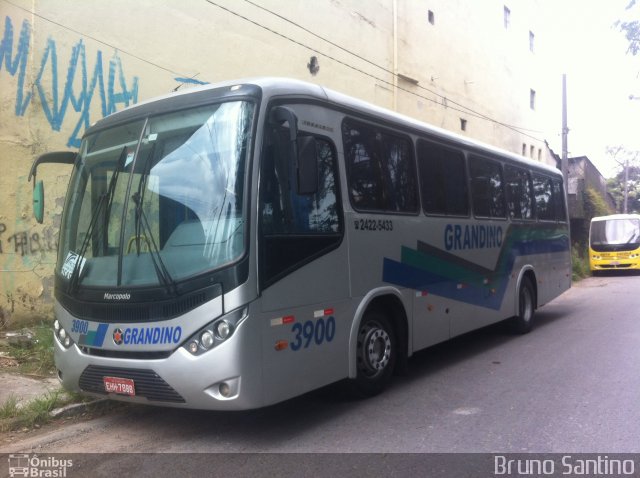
[444,224,503,251]
[121,326,183,345]
[104,292,131,300]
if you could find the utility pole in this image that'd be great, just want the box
[561,74,569,193]
[624,158,629,213]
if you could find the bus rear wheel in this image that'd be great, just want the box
[510,276,535,334]
[351,309,396,397]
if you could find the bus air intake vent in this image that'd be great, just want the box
[81,347,172,360]
[79,365,185,403]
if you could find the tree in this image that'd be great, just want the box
[618,1,640,54]
[605,146,640,213]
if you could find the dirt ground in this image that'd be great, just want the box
[0,372,61,407]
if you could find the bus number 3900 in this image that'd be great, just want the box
[290,317,336,351]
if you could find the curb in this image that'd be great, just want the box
[50,398,110,419]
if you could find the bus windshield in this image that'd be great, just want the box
[58,100,255,289]
[590,217,640,249]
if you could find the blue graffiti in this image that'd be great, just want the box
[1,16,139,147]
[173,77,208,85]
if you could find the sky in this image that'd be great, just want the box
[540,0,640,178]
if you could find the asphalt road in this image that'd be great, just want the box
[3,273,640,462]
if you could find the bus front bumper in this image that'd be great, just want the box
[53,326,264,411]
[590,258,640,271]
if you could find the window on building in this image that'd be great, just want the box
[460,118,467,131]
[504,6,511,29]
[529,31,535,52]
[522,143,527,156]
[537,148,542,161]
[530,145,535,158]
[428,10,435,25]
[530,89,536,110]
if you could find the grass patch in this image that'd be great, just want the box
[0,390,73,432]
[0,395,19,420]
[2,321,55,377]
[571,245,591,281]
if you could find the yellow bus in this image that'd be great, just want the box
[589,214,640,273]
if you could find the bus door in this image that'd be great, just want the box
[257,104,348,403]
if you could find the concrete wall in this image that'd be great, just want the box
[0,0,556,325]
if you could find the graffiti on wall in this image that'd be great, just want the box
[0,15,140,147]
[0,224,56,257]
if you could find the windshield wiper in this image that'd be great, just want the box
[130,143,178,296]
[132,143,155,255]
[131,190,178,296]
[67,146,127,293]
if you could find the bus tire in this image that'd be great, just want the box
[350,309,397,397]
[510,276,535,334]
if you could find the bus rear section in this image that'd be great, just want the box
[589,214,640,273]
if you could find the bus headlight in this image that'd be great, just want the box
[54,320,74,349]
[200,330,215,350]
[215,320,231,340]
[183,307,247,356]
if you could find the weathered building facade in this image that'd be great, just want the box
[1,0,557,323]
[567,155,616,247]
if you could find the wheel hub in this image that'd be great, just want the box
[359,323,392,376]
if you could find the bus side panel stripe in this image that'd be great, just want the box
[382,258,503,310]
[383,224,569,311]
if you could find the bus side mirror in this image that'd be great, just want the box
[296,136,318,195]
[33,180,45,224]
[28,151,76,223]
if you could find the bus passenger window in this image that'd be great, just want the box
[417,140,469,216]
[469,156,506,218]
[504,165,534,220]
[342,118,418,214]
[532,174,554,221]
[552,179,567,222]
[343,125,384,210]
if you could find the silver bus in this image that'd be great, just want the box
[30,78,571,410]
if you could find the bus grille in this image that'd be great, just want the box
[79,365,185,403]
[81,347,172,360]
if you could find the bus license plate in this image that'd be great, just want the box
[103,376,136,396]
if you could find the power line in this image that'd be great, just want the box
[205,1,498,130]
[241,0,483,119]
[234,0,545,140]
[2,0,544,141]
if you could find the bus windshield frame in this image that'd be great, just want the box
[590,216,640,252]
[57,100,256,291]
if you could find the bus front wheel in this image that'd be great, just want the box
[351,309,397,397]
[510,276,535,334]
